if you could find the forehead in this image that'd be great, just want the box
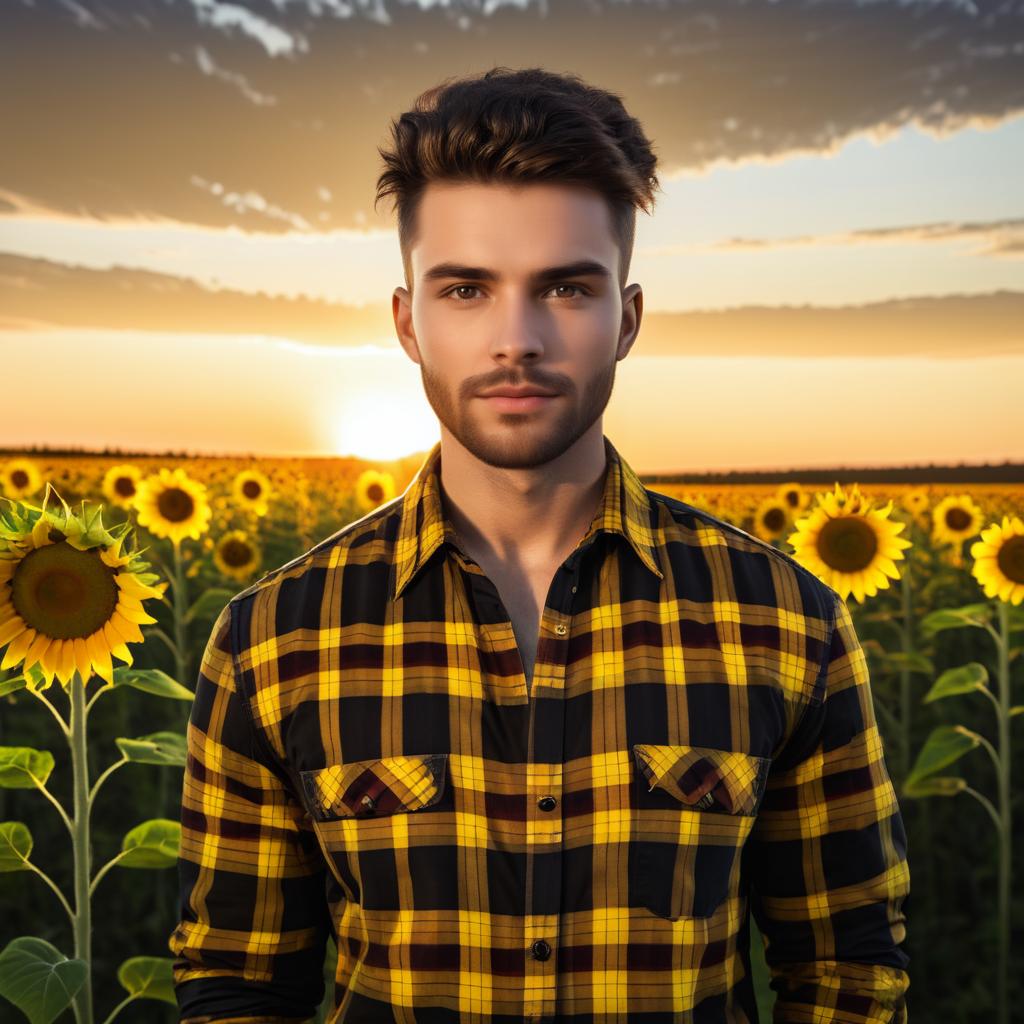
[410,180,616,275]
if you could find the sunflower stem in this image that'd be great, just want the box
[898,561,913,786]
[171,540,188,687]
[144,625,182,661]
[88,849,129,898]
[88,755,127,809]
[159,539,190,924]
[31,776,74,837]
[31,686,70,736]
[69,669,94,1024]
[84,681,117,715]
[23,860,75,926]
[98,993,138,1024]
[961,785,1002,836]
[994,599,1011,1024]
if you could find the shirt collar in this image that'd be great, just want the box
[391,435,664,601]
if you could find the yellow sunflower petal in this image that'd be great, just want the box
[116,603,159,625]
[110,609,145,645]
[57,640,76,687]
[73,636,93,681]
[88,632,114,687]
[0,615,27,648]
[102,620,133,664]
[1,626,35,670]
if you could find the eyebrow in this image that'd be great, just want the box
[422,259,613,285]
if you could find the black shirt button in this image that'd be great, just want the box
[537,796,556,812]
[530,939,551,961]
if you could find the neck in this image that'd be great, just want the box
[437,423,608,574]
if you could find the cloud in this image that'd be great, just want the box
[192,44,279,106]
[708,216,1024,257]
[2,0,1022,230]
[2,252,1020,359]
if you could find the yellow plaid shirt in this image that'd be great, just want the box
[169,435,910,1023]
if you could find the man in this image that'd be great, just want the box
[170,66,910,1022]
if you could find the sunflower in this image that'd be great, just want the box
[354,469,396,512]
[1,458,43,500]
[231,468,273,517]
[931,493,985,567]
[787,481,913,603]
[970,515,1024,606]
[101,463,143,510]
[213,530,261,583]
[752,496,791,543]
[0,484,167,690]
[900,486,930,517]
[775,482,811,514]
[133,467,213,547]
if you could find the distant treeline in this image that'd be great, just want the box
[1,446,1022,484]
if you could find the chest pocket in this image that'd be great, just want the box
[298,754,449,908]
[630,742,771,921]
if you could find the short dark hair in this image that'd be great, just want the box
[374,66,661,292]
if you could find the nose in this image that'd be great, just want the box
[487,294,546,364]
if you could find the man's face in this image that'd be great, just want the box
[392,180,643,470]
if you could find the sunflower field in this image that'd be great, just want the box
[0,452,1021,1024]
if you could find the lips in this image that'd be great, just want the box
[479,393,559,412]
[478,388,560,398]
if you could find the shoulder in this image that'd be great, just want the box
[221,493,405,645]
[644,486,840,624]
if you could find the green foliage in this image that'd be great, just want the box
[118,820,181,869]
[0,748,56,789]
[114,733,187,767]
[110,668,194,702]
[184,588,236,624]
[923,662,989,702]
[0,822,33,872]
[0,937,87,1024]
[115,957,177,1005]
[906,726,979,789]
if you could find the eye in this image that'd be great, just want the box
[549,284,586,299]
[443,283,588,302]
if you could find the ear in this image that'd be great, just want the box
[617,283,643,360]
[392,286,421,366]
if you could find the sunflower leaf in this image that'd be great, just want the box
[119,819,180,868]
[116,956,176,1004]
[0,747,56,789]
[875,651,935,676]
[111,668,193,702]
[115,732,187,767]
[0,822,33,872]
[919,607,991,636]
[0,936,87,1024]
[922,662,989,704]
[906,725,980,789]
[184,589,236,625]
[902,776,967,798]
[0,675,28,698]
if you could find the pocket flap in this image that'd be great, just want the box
[633,743,769,816]
[300,753,448,822]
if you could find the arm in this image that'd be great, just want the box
[744,589,911,1023]
[168,601,331,1024]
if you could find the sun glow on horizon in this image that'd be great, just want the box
[329,389,438,461]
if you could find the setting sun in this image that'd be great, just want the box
[329,388,438,461]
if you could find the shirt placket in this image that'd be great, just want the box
[522,547,588,1023]
[455,536,595,1022]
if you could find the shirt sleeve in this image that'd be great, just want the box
[168,601,332,1024]
[744,588,911,1023]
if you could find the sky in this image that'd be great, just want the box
[1,0,1022,474]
